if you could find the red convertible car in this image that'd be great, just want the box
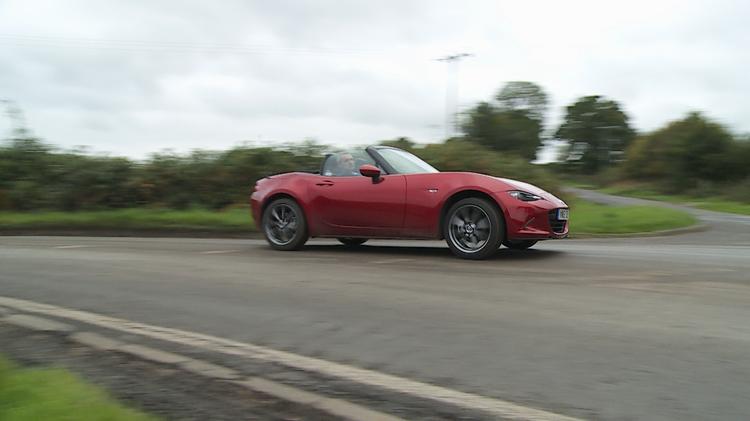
[250,146,568,259]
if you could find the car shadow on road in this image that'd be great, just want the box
[301,244,564,261]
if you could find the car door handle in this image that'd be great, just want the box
[315,181,334,187]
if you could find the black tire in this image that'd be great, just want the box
[337,238,368,246]
[262,198,308,251]
[503,240,538,250]
[443,197,504,260]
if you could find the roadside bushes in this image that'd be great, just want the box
[622,112,749,195]
[0,136,564,212]
[0,138,320,211]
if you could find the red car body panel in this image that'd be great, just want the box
[251,170,569,241]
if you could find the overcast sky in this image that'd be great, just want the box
[1,0,748,159]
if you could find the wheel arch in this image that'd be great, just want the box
[438,189,507,239]
[262,192,304,213]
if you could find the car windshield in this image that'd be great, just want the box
[377,148,438,174]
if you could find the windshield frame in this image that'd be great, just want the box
[366,146,439,175]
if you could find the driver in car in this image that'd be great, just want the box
[333,153,359,176]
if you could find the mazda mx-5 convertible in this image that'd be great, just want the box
[250,146,569,259]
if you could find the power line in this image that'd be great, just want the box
[0,33,387,57]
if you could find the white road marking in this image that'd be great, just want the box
[0,295,582,421]
[53,245,90,249]
[200,250,240,255]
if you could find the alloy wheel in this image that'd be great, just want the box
[448,204,492,253]
[264,203,298,246]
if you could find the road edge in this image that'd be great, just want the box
[0,295,586,421]
[0,312,404,421]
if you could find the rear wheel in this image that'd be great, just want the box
[262,198,308,251]
[503,240,537,250]
[443,197,504,260]
[337,238,368,246]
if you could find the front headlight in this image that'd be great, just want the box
[508,190,542,202]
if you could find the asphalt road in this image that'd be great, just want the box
[1,192,749,420]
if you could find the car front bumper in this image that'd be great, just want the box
[500,195,569,240]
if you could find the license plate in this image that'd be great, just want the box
[557,208,569,220]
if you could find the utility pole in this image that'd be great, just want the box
[437,53,472,140]
[1,99,28,137]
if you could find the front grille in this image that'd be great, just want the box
[548,210,567,233]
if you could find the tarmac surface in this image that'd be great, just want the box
[1,190,749,420]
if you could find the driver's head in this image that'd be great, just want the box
[338,153,355,172]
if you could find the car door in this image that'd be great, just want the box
[310,173,406,237]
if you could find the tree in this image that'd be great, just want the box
[379,137,415,151]
[495,81,548,122]
[556,95,634,174]
[462,101,496,145]
[461,81,548,161]
[623,112,742,191]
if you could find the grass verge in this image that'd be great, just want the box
[0,207,255,232]
[0,355,158,421]
[597,186,750,216]
[0,200,697,237]
[569,198,697,235]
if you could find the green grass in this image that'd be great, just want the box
[0,356,158,421]
[0,200,697,236]
[687,200,750,215]
[559,179,599,190]
[0,207,255,231]
[569,198,697,235]
[598,186,750,216]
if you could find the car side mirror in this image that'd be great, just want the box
[359,164,381,181]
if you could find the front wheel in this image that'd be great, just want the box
[262,198,308,251]
[338,238,368,247]
[503,240,537,250]
[443,197,504,260]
